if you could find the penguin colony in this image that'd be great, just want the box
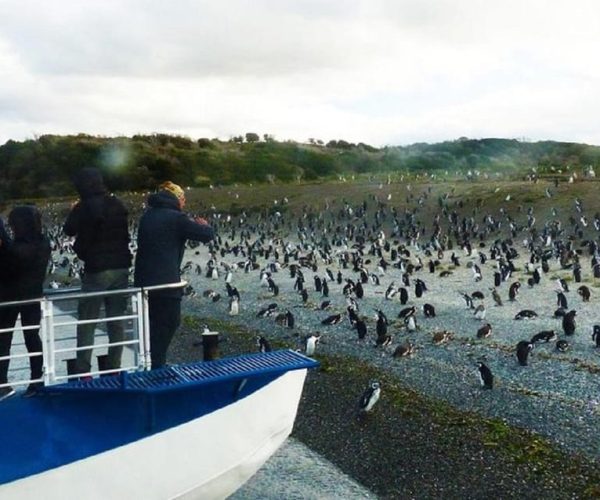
[40,177,600,418]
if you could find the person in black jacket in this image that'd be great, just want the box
[134,181,214,369]
[63,168,132,374]
[0,206,51,399]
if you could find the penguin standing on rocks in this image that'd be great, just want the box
[256,335,272,353]
[578,285,591,302]
[531,330,557,344]
[358,380,381,413]
[562,310,577,336]
[228,295,240,316]
[356,319,368,340]
[305,332,321,356]
[514,309,538,320]
[556,291,568,309]
[423,303,436,318]
[491,288,503,306]
[399,287,409,305]
[476,362,494,389]
[556,339,570,352]
[516,340,534,366]
[592,325,600,348]
[474,303,486,320]
[508,282,521,301]
[476,323,492,339]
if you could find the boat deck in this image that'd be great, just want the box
[42,349,318,394]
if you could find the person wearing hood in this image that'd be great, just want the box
[0,206,51,399]
[63,167,132,375]
[134,181,214,369]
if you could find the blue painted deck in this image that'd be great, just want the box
[0,350,318,486]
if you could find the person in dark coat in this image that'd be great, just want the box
[134,181,214,369]
[63,168,132,374]
[0,206,51,399]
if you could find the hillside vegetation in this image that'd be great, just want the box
[1,133,600,200]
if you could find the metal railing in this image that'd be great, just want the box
[0,282,186,390]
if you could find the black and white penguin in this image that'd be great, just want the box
[516,340,534,366]
[228,295,240,316]
[399,287,409,305]
[508,282,521,301]
[355,281,364,299]
[322,280,329,297]
[554,307,567,318]
[577,285,591,302]
[305,332,321,356]
[358,381,381,413]
[415,279,426,298]
[256,303,278,318]
[556,278,569,293]
[423,303,436,318]
[256,335,272,353]
[398,306,416,319]
[491,288,503,306]
[393,341,416,357]
[321,313,343,325]
[514,309,538,320]
[562,310,577,336]
[474,304,486,320]
[592,325,600,348]
[494,271,502,287]
[267,277,279,296]
[320,300,331,310]
[313,275,322,292]
[476,361,494,389]
[530,330,558,344]
[460,292,474,309]
[356,319,368,340]
[555,339,570,352]
[476,323,492,339]
[471,291,485,301]
[556,291,568,309]
[404,313,418,332]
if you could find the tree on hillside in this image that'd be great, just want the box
[245,132,260,143]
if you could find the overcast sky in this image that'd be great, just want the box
[0,0,599,147]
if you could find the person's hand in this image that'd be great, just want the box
[194,216,209,225]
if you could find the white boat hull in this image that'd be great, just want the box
[2,369,308,500]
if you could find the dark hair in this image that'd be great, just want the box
[8,205,42,240]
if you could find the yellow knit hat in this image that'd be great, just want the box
[159,181,185,199]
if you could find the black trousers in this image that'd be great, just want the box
[148,296,181,369]
[0,303,43,384]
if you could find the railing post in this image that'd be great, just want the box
[140,289,152,370]
[40,297,56,386]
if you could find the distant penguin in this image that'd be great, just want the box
[393,341,416,357]
[508,282,521,301]
[592,325,600,348]
[432,330,452,345]
[321,313,343,325]
[398,306,416,319]
[557,278,569,293]
[286,310,295,329]
[415,279,425,298]
[399,287,409,305]
[494,271,502,287]
[555,339,570,352]
[358,381,381,413]
[577,285,591,302]
[516,340,534,366]
[471,291,485,301]
[228,295,240,316]
[476,323,492,339]
[404,314,417,332]
[474,304,486,320]
[322,280,329,297]
[256,335,272,353]
[305,333,321,356]
[477,362,494,389]
[554,307,567,318]
[491,288,503,306]
[531,330,557,343]
[556,291,568,309]
[423,303,436,318]
[356,319,368,340]
[562,310,577,336]
[514,309,538,320]
[355,282,364,299]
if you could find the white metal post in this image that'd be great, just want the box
[40,297,56,386]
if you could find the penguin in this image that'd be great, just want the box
[256,335,272,353]
[267,277,279,296]
[385,282,397,300]
[562,310,577,336]
[476,361,494,389]
[286,310,295,329]
[508,282,521,301]
[398,306,416,319]
[471,291,485,301]
[460,292,474,309]
[399,287,409,305]
[313,275,322,292]
[423,303,436,318]
[432,330,452,345]
[554,307,567,318]
[476,323,492,339]
[516,340,534,366]
[305,332,321,356]
[414,279,426,298]
[358,380,381,413]
[228,295,240,316]
[491,288,503,306]
[473,304,486,320]
[356,319,368,340]
[555,339,570,352]
[556,291,568,309]
[393,341,416,357]
[319,300,331,310]
[514,309,538,320]
[530,330,557,344]
[321,313,343,326]
[577,285,591,302]
[256,303,278,318]
[322,280,329,297]
[592,325,600,348]
[404,313,418,332]
[494,271,502,287]
[355,281,364,299]
[557,278,569,293]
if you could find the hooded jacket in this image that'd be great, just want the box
[134,190,214,298]
[63,168,132,273]
[0,206,51,300]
